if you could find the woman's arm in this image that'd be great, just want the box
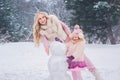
[41,35,50,55]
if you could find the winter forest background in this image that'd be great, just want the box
[0,0,120,44]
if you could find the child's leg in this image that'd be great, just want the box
[72,71,82,80]
[89,68,103,80]
[84,55,95,70]
[72,71,77,80]
[76,71,82,80]
[84,55,103,80]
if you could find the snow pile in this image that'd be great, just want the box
[0,42,120,80]
[47,41,71,80]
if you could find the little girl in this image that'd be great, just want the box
[66,25,102,80]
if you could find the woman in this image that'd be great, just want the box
[66,25,102,80]
[33,12,71,55]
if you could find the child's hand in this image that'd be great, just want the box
[72,58,79,61]
[69,34,73,39]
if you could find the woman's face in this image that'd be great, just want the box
[38,14,47,25]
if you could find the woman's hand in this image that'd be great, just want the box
[45,47,49,55]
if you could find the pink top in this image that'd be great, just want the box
[66,40,85,61]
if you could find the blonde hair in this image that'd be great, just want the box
[33,12,49,46]
[78,37,86,43]
[78,33,86,43]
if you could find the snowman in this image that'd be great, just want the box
[47,41,72,80]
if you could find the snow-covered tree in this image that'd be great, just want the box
[64,0,120,44]
[0,0,14,42]
[0,0,72,43]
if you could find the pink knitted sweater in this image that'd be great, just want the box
[66,40,85,61]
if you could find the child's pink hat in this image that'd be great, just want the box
[72,24,84,38]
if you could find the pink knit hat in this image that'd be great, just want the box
[72,24,84,39]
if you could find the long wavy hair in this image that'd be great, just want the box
[33,12,49,46]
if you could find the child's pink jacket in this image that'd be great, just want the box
[66,41,85,61]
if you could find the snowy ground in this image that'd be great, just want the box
[0,42,120,80]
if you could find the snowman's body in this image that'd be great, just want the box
[48,41,71,80]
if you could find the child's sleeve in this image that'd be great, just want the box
[65,42,71,56]
[60,21,71,36]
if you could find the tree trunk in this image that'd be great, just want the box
[106,22,116,44]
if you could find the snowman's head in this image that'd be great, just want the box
[50,41,66,56]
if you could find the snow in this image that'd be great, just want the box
[93,1,111,9]
[0,42,120,80]
[25,0,31,2]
